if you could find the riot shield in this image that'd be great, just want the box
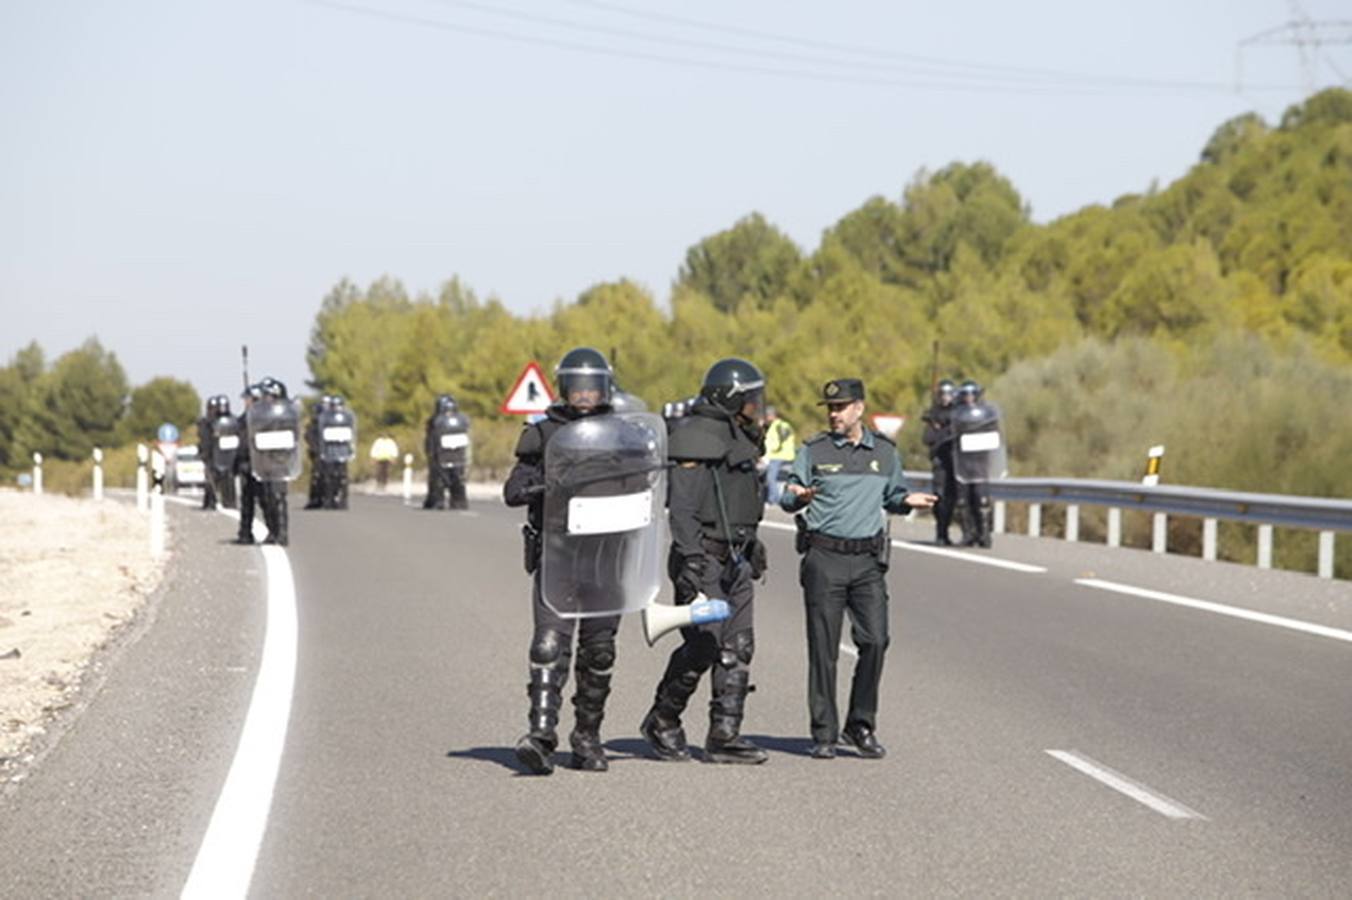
[541,413,666,618]
[430,412,471,469]
[318,407,357,464]
[953,402,1007,484]
[247,398,302,481]
[210,414,240,476]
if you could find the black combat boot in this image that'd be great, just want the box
[569,643,613,772]
[515,666,567,775]
[705,670,767,764]
[640,663,702,762]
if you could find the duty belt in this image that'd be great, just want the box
[807,531,885,555]
[701,532,755,561]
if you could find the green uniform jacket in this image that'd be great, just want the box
[779,428,913,539]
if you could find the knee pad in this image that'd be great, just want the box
[576,640,615,673]
[718,632,754,669]
[530,630,567,666]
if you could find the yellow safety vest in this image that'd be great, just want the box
[765,419,797,461]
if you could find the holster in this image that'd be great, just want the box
[522,523,541,574]
[794,514,809,554]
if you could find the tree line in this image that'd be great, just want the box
[3,89,1348,573]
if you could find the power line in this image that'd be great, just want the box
[1237,2,1352,94]
[307,0,1303,95]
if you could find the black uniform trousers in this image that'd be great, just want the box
[931,450,957,541]
[799,545,890,743]
[531,577,620,662]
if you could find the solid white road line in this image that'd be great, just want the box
[181,510,297,898]
[1047,750,1206,820]
[839,641,858,658]
[758,521,1046,573]
[1075,578,1352,645]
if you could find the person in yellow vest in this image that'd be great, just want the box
[763,405,797,505]
[369,434,400,491]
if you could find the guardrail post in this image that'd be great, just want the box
[1107,507,1121,547]
[136,444,149,512]
[92,447,104,502]
[149,488,166,558]
[1027,503,1041,537]
[1318,531,1335,579]
[1202,518,1217,561]
[1152,513,1167,553]
[993,501,1005,535]
[32,452,43,496]
[1256,524,1273,569]
[402,453,414,504]
[1065,504,1079,542]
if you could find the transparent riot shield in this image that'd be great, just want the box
[247,399,302,481]
[210,414,240,477]
[541,413,666,618]
[318,407,357,464]
[953,402,1007,484]
[431,412,471,469]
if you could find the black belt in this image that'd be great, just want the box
[701,532,755,560]
[807,531,885,554]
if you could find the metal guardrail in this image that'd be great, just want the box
[902,471,1350,579]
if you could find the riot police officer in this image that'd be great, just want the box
[953,380,1003,548]
[504,348,621,775]
[304,396,328,510]
[922,379,958,545]
[197,396,220,510]
[424,394,470,510]
[205,394,239,510]
[235,384,264,544]
[640,358,770,765]
[252,377,299,545]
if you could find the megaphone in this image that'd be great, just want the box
[643,595,732,647]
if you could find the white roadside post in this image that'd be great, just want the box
[1257,524,1273,569]
[1317,531,1335,579]
[402,453,414,504]
[32,452,43,495]
[150,485,166,558]
[1065,504,1079,542]
[993,500,1006,535]
[1027,503,1042,538]
[1143,444,1166,554]
[1152,513,1168,554]
[136,444,150,512]
[92,447,104,501]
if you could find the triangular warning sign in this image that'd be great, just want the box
[871,413,906,439]
[500,361,556,415]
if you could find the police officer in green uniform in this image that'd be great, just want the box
[781,379,936,760]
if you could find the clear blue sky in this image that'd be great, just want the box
[2,0,1347,401]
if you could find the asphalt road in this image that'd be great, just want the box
[2,491,1349,897]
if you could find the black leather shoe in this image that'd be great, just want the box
[235,534,255,545]
[935,536,952,546]
[809,741,836,760]
[842,725,886,759]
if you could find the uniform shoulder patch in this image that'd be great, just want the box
[804,431,830,446]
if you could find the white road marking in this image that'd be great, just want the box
[839,641,858,658]
[1047,750,1206,820]
[892,540,1046,572]
[759,521,1046,573]
[1075,578,1352,645]
[181,508,297,897]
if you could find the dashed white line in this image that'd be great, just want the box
[1047,750,1206,820]
[1075,578,1352,645]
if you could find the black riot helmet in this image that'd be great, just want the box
[957,379,983,404]
[435,393,457,414]
[936,378,957,406]
[555,347,614,410]
[329,395,346,409]
[214,394,231,415]
[700,357,765,418]
[260,377,288,400]
[243,383,264,404]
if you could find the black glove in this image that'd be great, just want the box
[675,556,705,604]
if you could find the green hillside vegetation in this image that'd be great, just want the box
[3,89,1348,574]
